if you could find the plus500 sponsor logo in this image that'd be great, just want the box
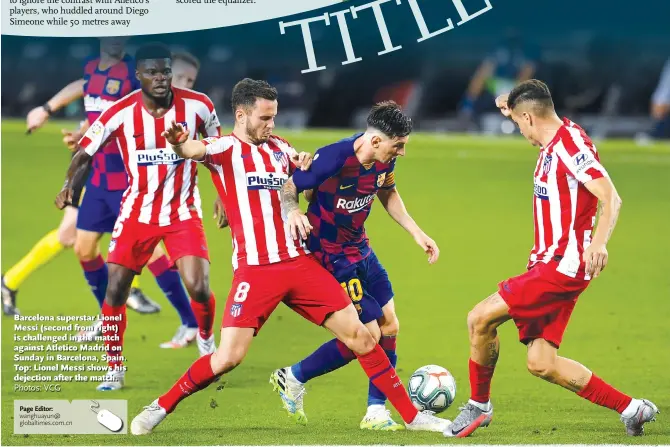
[336,194,375,213]
[246,172,288,190]
[534,181,549,200]
[137,149,184,166]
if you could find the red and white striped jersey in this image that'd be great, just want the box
[529,118,609,280]
[79,87,221,226]
[201,134,310,270]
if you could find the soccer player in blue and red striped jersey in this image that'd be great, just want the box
[271,101,440,430]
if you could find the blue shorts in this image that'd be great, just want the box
[76,186,124,234]
[333,250,394,324]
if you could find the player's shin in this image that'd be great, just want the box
[81,255,108,308]
[291,338,355,383]
[367,335,397,406]
[157,353,221,413]
[101,302,127,368]
[148,257,197,328]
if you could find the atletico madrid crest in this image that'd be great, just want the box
[542,154,553,175]
[230,303,243,318]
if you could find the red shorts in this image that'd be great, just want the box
[222,255,350,335]
[498,261,589,348]
[107,218,209,273]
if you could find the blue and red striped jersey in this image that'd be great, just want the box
[292,133,396,274]
[82,54,139,191]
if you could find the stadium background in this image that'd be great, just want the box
[1,0,669,444]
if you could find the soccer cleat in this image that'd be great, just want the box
[621,399,659,436]
[131,399,167,435]
[405,410,451,432]
[269,367,307,425]
[160,325,198,349]
[2,277,19,316]
[443,402,493,438]
[360,407,404,431]
[75,316,103,342]
[96,369,125,391]
[126,288,161,314]
[196,333,216,357]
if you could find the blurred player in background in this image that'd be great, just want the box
[270,101,440,431]
[56,43,221,390]
[443,80,659,438]
[130,79,450,435]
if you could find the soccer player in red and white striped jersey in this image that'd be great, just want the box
[130,79,451,435]
[444,80,659,438]
[56,44,221,391]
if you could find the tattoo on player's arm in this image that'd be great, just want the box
[281,178,301,214]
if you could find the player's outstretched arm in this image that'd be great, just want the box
[55,150,92,209]
[162,120,206,160]
[376,187,439,264]
[582,177,622,278]
[281,178,312,240]
[27,79,86,134]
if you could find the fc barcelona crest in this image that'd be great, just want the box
[376,173,386,187]
[104,79,121,95]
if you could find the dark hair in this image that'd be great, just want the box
[366,100,413,138]
[231,78,278,112]
[507,79,554,114]
[172,51,200,70]
[135,43,172,63]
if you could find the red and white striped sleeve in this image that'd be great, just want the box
[554,125,609,184]
[202,135,234,166]
[197,94,221,138]
[78,102,127,156]
[270,135,298,174]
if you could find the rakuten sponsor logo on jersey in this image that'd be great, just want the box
[246,172,288,190]
[534,181,549,200]
[137,149,184,166]
[336,194,375,213]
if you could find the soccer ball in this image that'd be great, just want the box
[407,365,456,414]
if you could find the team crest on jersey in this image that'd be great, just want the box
[104,79,121,95]
[376,173,386,188]
[230,303,243,318]
[542,154,553,175]
[178,121,188,131]
[108,239,116,253]
[273,151,288,168]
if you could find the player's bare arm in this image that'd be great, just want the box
[162,120,206,160]
[27,79,86,134]
[303,189,316,203]
[376,187,439,264]
[281,178,313,240]
[582,177,622,278]
[55,150,92,209]
[62,120,90,152]
[213,197,229,229]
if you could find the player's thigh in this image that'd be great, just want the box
[378,298,399,336]
[286,255,351,326]
[77,188,119,235]
[73,229,103,261]
[57,206,79,247]
[468,291,512,332]
[107,219,160,274]
[221,265,288,335]
[162,219,210,265]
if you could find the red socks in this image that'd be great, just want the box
[356,344,418,424]
[101,302,127,369]
[191,293,216,339]
[577,374,632,413]
[469,358,495,404]
[158,354,219,413]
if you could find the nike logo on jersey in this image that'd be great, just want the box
[339,184,354,190]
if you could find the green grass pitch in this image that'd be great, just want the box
[1,120,669,445]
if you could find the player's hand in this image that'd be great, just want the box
[287,209,312,241]
[583,243,608,278]
[213,197,229,229]
[414,232,439,264]
[292,152,313,171]
[495,93,511,117]
[26,106,50,134]
[55,187,73,210]
[62,128,83,152]
[162,120,189,146]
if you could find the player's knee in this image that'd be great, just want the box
[526,356,556,380]
[182,274,209,302]
[467,308,487,336]
[105,270,131,307]
[379,316,399,337]
[74,239,97,261]
[345,324,377,355]
[211,348,246,375]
